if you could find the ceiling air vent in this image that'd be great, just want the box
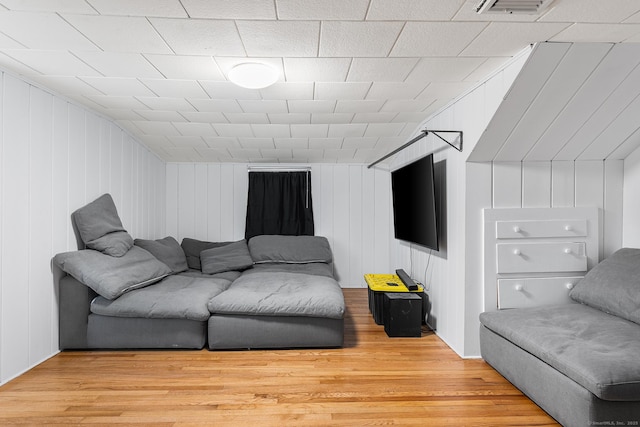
[475,0,555,14]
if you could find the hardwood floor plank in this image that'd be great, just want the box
[0,289,558,426]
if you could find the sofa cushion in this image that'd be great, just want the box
[479,304,640,401]
[248,235,332,264]
[181,238,232,270]
[200,240,253,274]
[91,274,232,321]
[208,271,345,319]
[72,193,133,257]
[570,247,640,325]
[53,246,172,300]
[135,236,188,273]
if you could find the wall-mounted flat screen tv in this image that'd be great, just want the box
[391,153,439,251]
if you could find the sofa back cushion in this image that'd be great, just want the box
[72,193,133,257]
[180,238,232,270]
[200,240,253,274]
[134,236,188,273]
[248,235,332,264]
[570,247,640,324]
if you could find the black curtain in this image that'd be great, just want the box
[245,171,314,240]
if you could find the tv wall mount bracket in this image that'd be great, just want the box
[367,129,463,169]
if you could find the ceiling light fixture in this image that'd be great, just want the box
[228,62,279,89]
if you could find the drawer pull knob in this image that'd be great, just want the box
[513,249,521,256]
[513,226,521,233]
[564,225,573,231]
[566,282,575,290]
[564,248,572,254]
[514,284,524,292]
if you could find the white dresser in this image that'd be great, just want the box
[484,207,600,311]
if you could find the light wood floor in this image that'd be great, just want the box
[0,289,558,426]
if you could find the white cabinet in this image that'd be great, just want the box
[484,207,599,311]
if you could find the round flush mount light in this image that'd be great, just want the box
[228,62,279,89]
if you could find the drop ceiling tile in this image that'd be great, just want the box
[182,0,276,19]
[195,148,233,161]
[352,112,396,123]
[141,79,209,98]
[335,100,385,113]
[551,23,640,43]
[134,110,185,121]
[0,11,98,50]
[74,52,164,78]
[291,124,329,138]
[200,81,261,100]
[173,122,217,137]
[1,49,101,76]
[462,22,572,57]
[87,95,149,110]
[144,55,225,80]
[367,0,465,21]
[189,99,243,113]
[225,113,270,124]
[343,137,377,148]
[163,147,200,161]
[213,123,254,137]
[418,81,476,99]
[381,98,436,112]
[392,112,429,122]
[288,100,336,113]
[463,57,511,82]
[0,31,25,48]
[261,148,293,160]
[314,82,371,100]
[274,137,308,149]
[0,0,96,13]
[405,57,487,83]
[260,82,314,100]
[320,22,403,57]
[311,113,354,124]
[138,135,173,147]
[284,58,351,82]
[204,137,241,149]
[132,120,180,135]
[181,111,228,123]
[353,148,384,163]
[251,124,291,138]
[309,138,343,149]
[347,58,418,82]
[366,82,428,100]
[325,148,355,160]
[277,0,369,20]
[391,22,487,57]
[63,15,171,54]
[137,96,196,114]
[239,138,275,149]
[229,148,263,159]
[29,75,105,96]
[292,148,324,159]
[167,136,207,147]
[149,18,245,56]
[239,100,288,113]
[364,123,405,137]
[626,11,640,23]
[237,20,320,57]
[269,113,311,124]
[539,0,640,23]
[87,0,188,17]
[92,108,144,121]
[81,77,156,96]
[215,57,283,81]
[328,123,367,137]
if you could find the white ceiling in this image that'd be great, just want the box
[0,0,639,164]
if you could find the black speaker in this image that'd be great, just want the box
[383,293,422,337]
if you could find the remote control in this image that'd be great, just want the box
[396,269,419,291]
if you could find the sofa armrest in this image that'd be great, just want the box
[56,266,96,350]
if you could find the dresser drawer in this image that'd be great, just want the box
[496,242,587,274]
[496,219,587,239]
[498,277,583,309]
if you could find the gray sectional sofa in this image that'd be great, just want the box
[53,194,345,351]
[480,248,640,427]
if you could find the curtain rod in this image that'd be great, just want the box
[248,166,311,172]
[367,129,463,169]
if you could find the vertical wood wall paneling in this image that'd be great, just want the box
[623,147,640,247]
[1,74,31,382]
[194,164,208,239]
[28,86,54,366]
[233,165,247,239]
[603,160,624,259]
[206,164,222,241]
[219,164,236,242]
[493,162,522,208]
[348,165,364,287]
[177,164,196,241]
[551,160,575,207]
[165,164,179,239]
[332,165,350,283]
[0,71,166,385]
[575,160,605,258]
[522,162,551,208]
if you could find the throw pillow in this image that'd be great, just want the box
[134,236,188,273]
[200,240,253,274]
[181,237,232,270]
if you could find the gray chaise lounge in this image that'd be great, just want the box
[480,248,640,427]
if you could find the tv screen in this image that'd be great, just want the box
[391,153,439,251]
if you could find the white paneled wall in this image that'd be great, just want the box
[0,71,166,385]
[165,163,391,287]
[623,146,640,248]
